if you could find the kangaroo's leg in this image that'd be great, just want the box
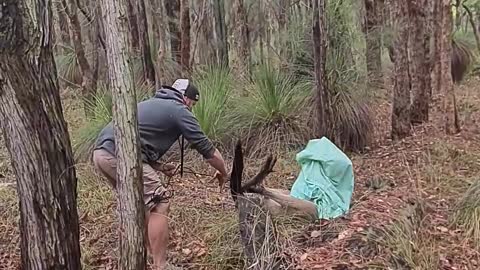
[262,188,318,220]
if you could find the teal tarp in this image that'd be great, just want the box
[290,137,355,220]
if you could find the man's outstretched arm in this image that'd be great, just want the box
[177,108,228,184]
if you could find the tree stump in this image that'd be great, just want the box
[237,193,284,270]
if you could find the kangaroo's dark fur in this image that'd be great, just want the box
[229,140,277,202]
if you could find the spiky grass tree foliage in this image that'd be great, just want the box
[55,48,82,87]
[231,64,312,157]
[72,82,154,161]
[451,180,480,249]
[191,66,236,144]
[290,0,373,152]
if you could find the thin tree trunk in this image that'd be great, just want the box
[409,0,430,124]
[55,1,72,53]
[127,0,140,51]
[232,0,250,76]
[0,1,82,269]
[440,0,460,134]
[137,0,156,85]
[431,0,442,96]
[463,4,480,53]
[213,0,229,67]
[100,0,147,268]
[151,0,171,88]
[180,0,191,74]
[61,0,95,117]
[391,0,411,140]
[364,0,383,88]
[166,0,182,64]
[313,0,330,138]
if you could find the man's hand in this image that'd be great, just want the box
[213,170,228,191]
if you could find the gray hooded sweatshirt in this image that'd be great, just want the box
[94,86,215,162]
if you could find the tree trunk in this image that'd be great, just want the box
[61,0,96,118]
[213,0,229,67]
[0,1,82,269]
[55,1,72,54]
[364,0,383,88]
[100,0,147,268]
[127,0,140,51]
[232,0,250,76]
[463,4,480,53]
[151,0,171,88]
[313,0,330,138]
[166,0,182,64]
[409,0,430,124]
[180,0,191,73]
[440,0,461,134]
[391,0,411,140]
[137,0,156,85]
[431,0,442,96]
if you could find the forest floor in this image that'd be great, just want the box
[1,77,480,270]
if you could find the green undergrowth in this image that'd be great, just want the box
[379,201,441,270]
[451,179,480,249]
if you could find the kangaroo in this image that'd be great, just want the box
[229,140,318,221]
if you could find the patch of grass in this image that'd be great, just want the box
[199,211,244,269]
[55,49,81,87]
[451,179,480,249]
[380,201,440,270]
[191,66,236,144]
[231,63,312,157]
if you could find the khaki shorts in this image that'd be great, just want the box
[92,148,169,211]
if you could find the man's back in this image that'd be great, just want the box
[94,86,214,162]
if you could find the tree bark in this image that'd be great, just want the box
[463,4,480,53]
[61,0,96,117]
[151,0,171,88]
[180,0,191,73]
[100,0,147,268]
[431,0,442,96]
[440,0,460,134]
[137,0,156,85]
[313,0,330,138]
[0,1,82,269]
[213,0,229,67]
[127,0,140,51]
[391,0,411,140]
[232,0,250,76]
[55,1,72,54]
[364,0,383,88]
[166,0,182,64]
[409,0,430,124]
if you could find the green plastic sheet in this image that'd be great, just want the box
[290,137,355,220]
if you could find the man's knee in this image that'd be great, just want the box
[150,201,170,216]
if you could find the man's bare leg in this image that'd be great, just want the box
[147,202,170,270]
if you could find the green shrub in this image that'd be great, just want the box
[231,64,312,157]
[191,66,236,144]
[451,179,480,249]
[55,49,82,87]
